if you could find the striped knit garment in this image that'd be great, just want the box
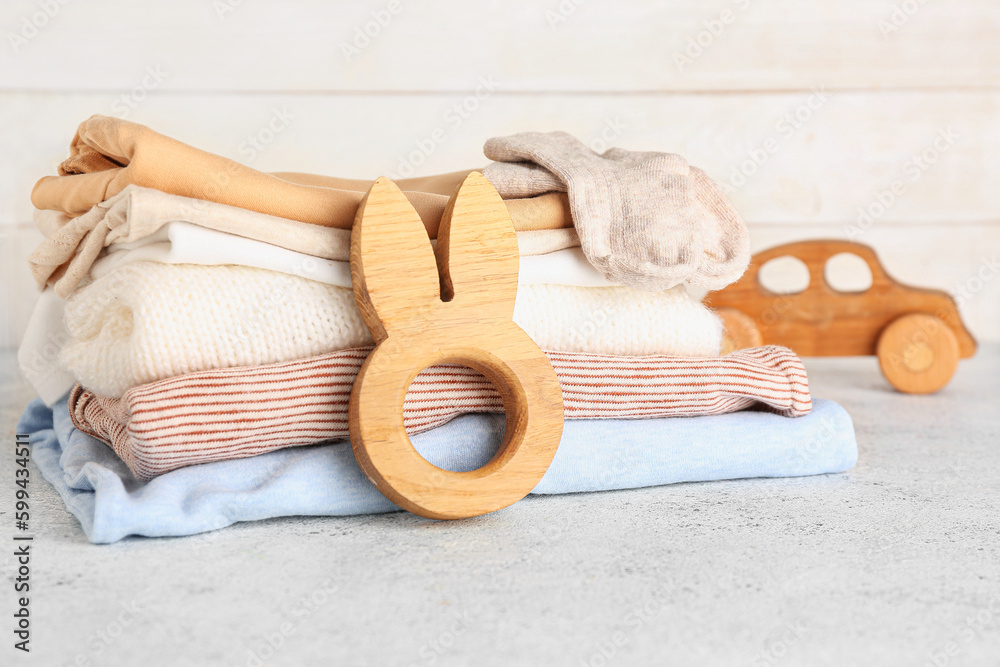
[70,345,811,480]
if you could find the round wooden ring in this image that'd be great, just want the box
[348,336,564,520]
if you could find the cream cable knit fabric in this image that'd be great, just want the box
[60,262,723,397]
[483,131,751,292]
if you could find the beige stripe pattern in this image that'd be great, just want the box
[69,346,811,480]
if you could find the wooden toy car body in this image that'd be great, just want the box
[706,240,976,394]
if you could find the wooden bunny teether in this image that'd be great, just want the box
[348,172,565,520]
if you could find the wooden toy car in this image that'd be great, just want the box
[705,240,976,394]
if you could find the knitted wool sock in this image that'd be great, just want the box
[483,131,750,291]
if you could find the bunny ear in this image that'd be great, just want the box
[351,177,440,341]
[435,172,519,317]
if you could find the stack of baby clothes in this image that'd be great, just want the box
[17,116,856,543]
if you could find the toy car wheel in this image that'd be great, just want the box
[715,307,763,355]
[876,313,960,394]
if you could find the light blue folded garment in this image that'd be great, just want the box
[17,397,856,544]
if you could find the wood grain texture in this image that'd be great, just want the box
[705,240,976,392]
[348,173,564,520]
[1,0,997,92]
[877,313,961,394]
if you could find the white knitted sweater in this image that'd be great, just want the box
[60,262,722,397]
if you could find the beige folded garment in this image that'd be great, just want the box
[31,115,571,236]
[30,186,581,298]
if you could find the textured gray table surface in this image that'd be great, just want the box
[1,347,998,667]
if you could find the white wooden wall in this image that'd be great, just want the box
[1,0,998,347]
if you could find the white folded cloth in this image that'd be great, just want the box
[90,221,615,289]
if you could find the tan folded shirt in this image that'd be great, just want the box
[31,115,570,236]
